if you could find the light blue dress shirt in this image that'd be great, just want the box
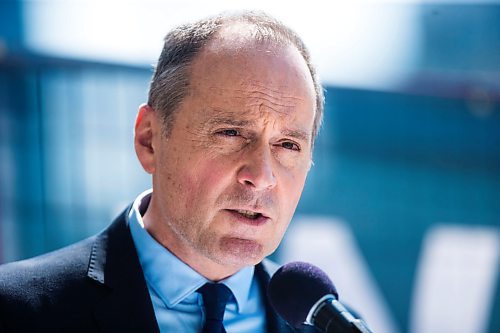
[128,189,266,333]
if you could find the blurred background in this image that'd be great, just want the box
[0,0,499,332]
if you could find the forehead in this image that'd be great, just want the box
[188,29,316,120]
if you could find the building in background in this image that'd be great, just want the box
[0,1,499,332]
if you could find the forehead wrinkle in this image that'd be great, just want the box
[244,91,301,107]
[242,81,305,102]
[234,99,296,116]
[210,88,302,108]
[236,91,301,116]
[204,108,257,127]
[206,89,299,117]
[240,83,304,105]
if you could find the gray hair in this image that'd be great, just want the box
[147,11,324,141]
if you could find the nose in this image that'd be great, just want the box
[237,143,277,190]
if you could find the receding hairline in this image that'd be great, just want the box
[199,22,303,61]
[189,32,318,118]
[208,20,291,47]
[147,11,324,140]
[193,19,317,98]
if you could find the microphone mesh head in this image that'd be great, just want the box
[267,261,338,328]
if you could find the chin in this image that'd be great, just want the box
[217,237,265,266]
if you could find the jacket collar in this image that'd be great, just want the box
[87,204,294,333]
[87,205,160,333]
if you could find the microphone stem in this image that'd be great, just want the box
[313,299,373,333]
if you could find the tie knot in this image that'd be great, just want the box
[198,283,233,321]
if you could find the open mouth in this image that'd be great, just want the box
[226,209,268,223]
[233,209,263,220]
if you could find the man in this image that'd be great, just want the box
[0,11,323,332]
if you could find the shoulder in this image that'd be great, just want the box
[0,235,95,287]
[0,236,98,321]
[0,206,136,331]
[0,205,130,297]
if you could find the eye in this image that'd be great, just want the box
[218,129,240,137]
[280,141,300,151]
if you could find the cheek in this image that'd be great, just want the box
[291,175,307,203]
[156,151,197,213]
[282,164,309,198]
[277,168,308,222]
[183,156,235,205]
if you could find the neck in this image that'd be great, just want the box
[141,196,241,282]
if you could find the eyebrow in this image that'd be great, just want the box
[282,128,311,142]
[207,111,311,142]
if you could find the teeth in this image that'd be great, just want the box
[235,210,260,219]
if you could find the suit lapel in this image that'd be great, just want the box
[256,260,296,333]
[87,207,160,333]
[85,205,302,333]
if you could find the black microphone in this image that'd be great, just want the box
[267,261,373,333]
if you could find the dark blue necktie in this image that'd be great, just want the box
[198,283,232,333]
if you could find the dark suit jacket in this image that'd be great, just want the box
[0,205,309,333]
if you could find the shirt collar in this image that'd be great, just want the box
[128,189,255,313]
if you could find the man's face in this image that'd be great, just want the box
[139,36,316,277]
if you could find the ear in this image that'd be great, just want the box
[134,104,158,174]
